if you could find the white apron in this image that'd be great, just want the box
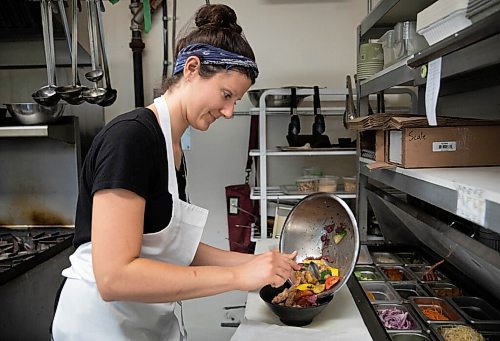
[52,96,208,341]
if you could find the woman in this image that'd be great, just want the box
[52,4,299,340]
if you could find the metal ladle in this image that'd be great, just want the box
[82,0,106,104]
[33,0,60,106]
[84,0,103,83]
[55,0,84,105]
[95,0,117,107]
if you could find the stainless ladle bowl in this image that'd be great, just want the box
[56,84,85,105]
[82,87,107,104]
[32,86,60,107]
[85,69,104,83]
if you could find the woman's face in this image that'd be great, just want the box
[185,69,252,131]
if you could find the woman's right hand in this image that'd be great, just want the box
[233,249,301,291]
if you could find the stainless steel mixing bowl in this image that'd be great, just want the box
[248,87,310,107]
[5,103,65,125]
[279,192,360,296]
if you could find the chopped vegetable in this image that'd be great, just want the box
[333,225,347,244]
[325,275,340,290]
[440,325,484,341]
[421,307,449,321]
[320,269,332,281]
[377,308,415,330]
[365,290,376,301]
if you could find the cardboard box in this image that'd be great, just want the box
[386,125,500,168]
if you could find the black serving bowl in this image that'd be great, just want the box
[259,284,334,326]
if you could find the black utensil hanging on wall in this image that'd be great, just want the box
[311,86,331,148]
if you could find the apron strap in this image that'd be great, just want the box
[154,96,180,200]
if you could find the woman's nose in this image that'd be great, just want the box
[220,103,235,119]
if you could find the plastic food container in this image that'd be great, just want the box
[374,303,422,332]
[416,0,471,45]
[406,265,447,282]
[390,332,433,341]
[371,252,403,265]
[303,167,322,176]
[354,265,385,281]
[392,21,428,60]
[295,176,319,192]
[448,296,500,331]
[318,175,339,192]
[379,266,416,282]
[410,297,464,324]
[361,281,401,304]
[425,282,463,298]
[357,245,373,265]
[431,323,485,341]
[390,282,430,301]
[395,252,429,266]
[342,176,357,193]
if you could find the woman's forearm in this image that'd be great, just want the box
[191,242,254,267]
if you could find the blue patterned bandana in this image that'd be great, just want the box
[173,43,259,79]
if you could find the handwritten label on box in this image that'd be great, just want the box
[456,184,485,226]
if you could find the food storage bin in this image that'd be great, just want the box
[374,303,422,332]
[295,176,319,192]
[360,281,402,304]
[390,332,434,341]
[378,29,396,67]
[357,245,373,265]
[410,297,464,324]
[318,175,339,192]
[425,282,463,298]
[354,265,385,281]
[393,21,428,60]
[371,252,403,265]
[379,265,416,282]
[406,265,448,282]
[416,0,471,45]
[448,296,500,331]
[431,323,485,341]
[390,282,430,301]
[343,176,357,193]
[396,252,429,266]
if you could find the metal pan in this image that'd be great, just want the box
[279,193,359,298]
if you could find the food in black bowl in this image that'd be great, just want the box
[259,283,334,326]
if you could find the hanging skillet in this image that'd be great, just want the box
[311,86,331,148]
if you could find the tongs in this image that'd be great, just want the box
[343,75,357,129]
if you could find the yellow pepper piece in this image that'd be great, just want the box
[297,284,314,291]
[328,267,339,277]
[311,284,326,294]
[303,259,325,266]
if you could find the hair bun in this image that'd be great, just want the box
[195,4,242,34]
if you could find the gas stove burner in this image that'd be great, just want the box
[0,228,73,275]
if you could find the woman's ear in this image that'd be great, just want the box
[183,56,201,79]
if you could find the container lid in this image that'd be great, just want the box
[417,0,469,31]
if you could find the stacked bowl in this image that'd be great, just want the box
[357,43,384,80]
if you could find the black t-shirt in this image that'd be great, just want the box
[73,108,186,248]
